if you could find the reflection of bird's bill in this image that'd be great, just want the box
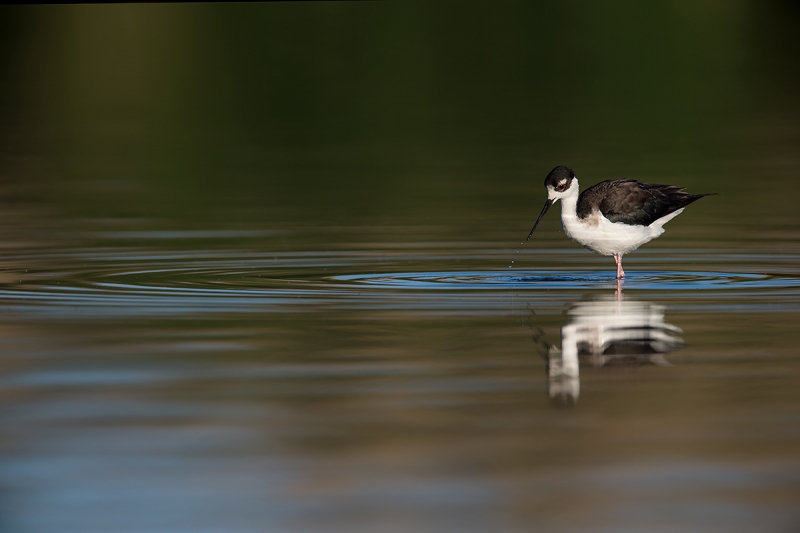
[527,198,554,240]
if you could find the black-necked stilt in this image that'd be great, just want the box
[527,165,714,279]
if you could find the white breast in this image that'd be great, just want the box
[559,195,683,256]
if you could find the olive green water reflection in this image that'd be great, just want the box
[1,2,800,532]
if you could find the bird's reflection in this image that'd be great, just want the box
[534,294,684,405]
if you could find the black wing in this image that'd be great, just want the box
[577,179,711,226]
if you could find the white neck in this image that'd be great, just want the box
[559,178,580,220]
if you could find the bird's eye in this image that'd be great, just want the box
[556,183,566,191]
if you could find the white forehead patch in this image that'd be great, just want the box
[558,178,567,187]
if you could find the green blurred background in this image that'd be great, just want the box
[1,1,798,239]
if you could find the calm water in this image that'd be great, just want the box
[1,3,800,533]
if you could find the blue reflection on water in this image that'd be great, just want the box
[334,270,797,291]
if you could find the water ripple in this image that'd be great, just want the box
[332,270,795,291]
[0,249,798,317]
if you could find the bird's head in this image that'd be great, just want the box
[527,165,578,240]
[544,165,578,201]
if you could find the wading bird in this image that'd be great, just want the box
[527,166,713,279]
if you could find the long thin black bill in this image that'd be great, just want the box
[526,199,554,241]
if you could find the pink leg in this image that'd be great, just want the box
[613,254,625,279]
